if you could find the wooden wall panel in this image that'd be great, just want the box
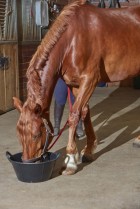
[0,67,6,114]
[18,43,39,102]
[0,43,19,112]
[4,44,19,110]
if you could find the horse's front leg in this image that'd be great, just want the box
[62,110,80,175]
[62,76,98,175]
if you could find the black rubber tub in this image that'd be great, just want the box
[133,76,140,89]
[6,151,60,183]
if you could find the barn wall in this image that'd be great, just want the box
[16,0,42,102]
[18,43,39,102]
[0,0,19,113]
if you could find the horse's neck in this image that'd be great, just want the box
[27,35,67,112]
[40,42,65,110]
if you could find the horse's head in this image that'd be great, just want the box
[13,97,53,162]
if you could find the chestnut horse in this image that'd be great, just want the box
[14,0,140,175]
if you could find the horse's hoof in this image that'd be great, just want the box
[133,138,140,148]
[62,168,76,175]
[81,153,94,163]
[61,153,78,175]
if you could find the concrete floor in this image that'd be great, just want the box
[0,87,140,209]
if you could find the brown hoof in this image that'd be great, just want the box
[81,153,94,163]
[62,168,76,175]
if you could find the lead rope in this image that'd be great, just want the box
[47,87,72,151]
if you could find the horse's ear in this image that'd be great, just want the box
[13,97,23,113]
[34,103,42,115]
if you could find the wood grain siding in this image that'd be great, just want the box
[18,43,39,102]
[0,43,19,112]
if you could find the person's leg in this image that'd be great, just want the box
[54,79,85,137]
[53,79,67,136]
[70,91,85,139]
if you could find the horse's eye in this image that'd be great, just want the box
[32,132,42,141]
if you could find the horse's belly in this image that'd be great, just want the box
[105,56,140,82]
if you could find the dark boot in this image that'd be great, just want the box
[76,119,85,139]
[54,101,65,136]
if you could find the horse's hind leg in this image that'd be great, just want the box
[133,135,140,147]
[81,104,97,162]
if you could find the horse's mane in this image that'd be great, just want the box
[28,0,86,72]
[26,0,86,109]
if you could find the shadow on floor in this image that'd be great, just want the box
[90,88,140,156]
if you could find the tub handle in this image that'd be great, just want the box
[6,151,13,161]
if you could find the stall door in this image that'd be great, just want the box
[0,44,19,114]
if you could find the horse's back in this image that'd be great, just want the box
[73,4,140,30]
[66,4,140,81]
